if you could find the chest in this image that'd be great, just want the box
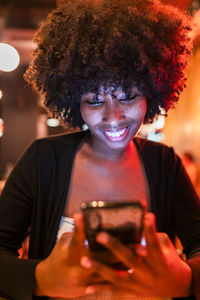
[65,150,150,217]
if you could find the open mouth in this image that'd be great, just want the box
[103,127,129,141]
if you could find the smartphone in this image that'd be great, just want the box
[81,201,144,252]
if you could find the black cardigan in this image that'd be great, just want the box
[0,131,200,300]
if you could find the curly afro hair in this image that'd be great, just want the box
[24,0,193,128]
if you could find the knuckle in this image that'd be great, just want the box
[125,251,134,263]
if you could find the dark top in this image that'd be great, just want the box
[0,131,200,300]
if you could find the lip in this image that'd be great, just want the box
[103,126,130,142]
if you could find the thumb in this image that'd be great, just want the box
[157,232,178,256]
[72,213,86,247]
[143,213,162,259]
[57,232,73,249]
[157,232,172,247]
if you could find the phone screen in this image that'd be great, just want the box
[81,201,144,251]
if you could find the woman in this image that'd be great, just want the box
[0,0,200,299]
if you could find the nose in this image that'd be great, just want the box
[102,101,125,125]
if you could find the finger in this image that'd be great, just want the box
[80,256,108,279]
[81,255,127,282]
[66,214,87,263]
[81,256,153,296]
[96,232,142,270]
[85,280,144,296]
[157,232,173,247]
[85,284,134,296]
[79,256,111,287]
[157,232,178,256]
[81,255,136,287]
[72,213,86,247]
[85,284,120,295]
[57,232,73,248]
[134,243,148,258]
[143,213,163,261]
[68,264,95,286]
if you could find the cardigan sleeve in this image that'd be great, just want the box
[170,149,200,300]
[186,255,200,300]
[0,141,42,300]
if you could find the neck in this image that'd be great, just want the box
[83,133,135,162]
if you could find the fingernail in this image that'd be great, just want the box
[144,214,150,223]
[85,286,96,294]
[96,232,109,244]
[144,213,154,225]
[144,213,156,233]
[80,256,92,268]
[74,213,83,224]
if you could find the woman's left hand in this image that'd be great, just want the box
[81,213,192,298]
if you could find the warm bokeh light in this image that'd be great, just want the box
[0,43,20,72]
[47,118,60,127]
[0,90,2,99]
[0,118,4,137]
[154,115,165,130]
[161,0,191,10]
[139,108,166,142]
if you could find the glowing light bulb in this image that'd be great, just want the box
[0,43,20,72]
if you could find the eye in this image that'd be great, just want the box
[119,95,138,103]
[85,95,104,106]
[85,100,104,106]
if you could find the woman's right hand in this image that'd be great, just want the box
[35,213,95,298]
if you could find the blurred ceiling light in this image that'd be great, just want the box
[0,90,2,99]
[47,118,60,127]
[0,43,20,72]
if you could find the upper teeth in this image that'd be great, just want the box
[105,128,126,137]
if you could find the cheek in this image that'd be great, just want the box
[139,100,147,117]
[129,100,147,120]
[80,104,89,124]
[80,105,101,126]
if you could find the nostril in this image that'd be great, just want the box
[102,116,108,122]
[102,113,125,122]
[119,114,125,120]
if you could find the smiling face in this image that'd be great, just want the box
[80,85,147,157]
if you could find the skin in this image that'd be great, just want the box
[35,85,192,298]
[35,213,192,298]
[80,85,147,160]
[65,85,149,217]
[35,214,97,298]
[81,213,192,298]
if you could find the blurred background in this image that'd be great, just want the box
[0,0,200,190]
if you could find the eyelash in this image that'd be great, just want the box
[119,95,138,102]
[86,100,104,106]
[86,95,138,105]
